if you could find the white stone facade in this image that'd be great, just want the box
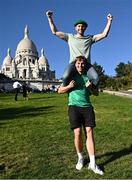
[1,26,55,81]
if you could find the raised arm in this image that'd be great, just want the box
[93,13,113,42]
[46,10,66,40]
[58,80,76,94]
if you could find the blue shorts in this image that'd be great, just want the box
[68,105,96,129]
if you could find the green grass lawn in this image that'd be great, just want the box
[0,92,132,179]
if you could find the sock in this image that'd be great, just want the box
[77,152,83,160]
[89,155,96,168]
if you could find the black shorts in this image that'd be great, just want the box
[68,105,96,129]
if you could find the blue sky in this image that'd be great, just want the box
[0,0,132,79]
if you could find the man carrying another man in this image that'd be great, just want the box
[58,56,104,175]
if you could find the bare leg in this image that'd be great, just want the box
[86,127,104,175]
[74,128,83,153]
[73,128,84,170]
[85,127,95,157]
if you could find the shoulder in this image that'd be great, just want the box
[62,33,72,41]
[66,33,74,38]
[85,34,97,43]
[85,35,94,39]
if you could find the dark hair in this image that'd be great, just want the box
[75,56,87,62]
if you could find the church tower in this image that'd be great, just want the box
[1,48,13,77]
[1,26,55,80]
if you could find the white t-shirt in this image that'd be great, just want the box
[13,81,22,89]
[64,33,95,63]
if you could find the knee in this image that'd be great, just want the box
[93,73,99,80]
[86,127,93,136]
[74,128,82,139]
[89,68,98,79]
[87,67,99,85]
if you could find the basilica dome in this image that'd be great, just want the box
[38,49,49,66]
[15,26,38,58]
[3,48,12,66]
[1,25,55,81]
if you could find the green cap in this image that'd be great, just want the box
[74,19,88,27]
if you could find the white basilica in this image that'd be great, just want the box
[1,26,55,81]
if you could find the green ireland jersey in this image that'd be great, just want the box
[68,74,91,107]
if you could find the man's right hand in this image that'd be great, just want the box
[46,10,53,18]
[68,80,76,88]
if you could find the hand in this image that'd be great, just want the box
[46,10,53,17]
[107,13,113,21]
[68,80,76,88]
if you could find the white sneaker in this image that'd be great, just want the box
[76,158,84,170]
[88,163,104,175]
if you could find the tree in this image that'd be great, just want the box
[115,62,126,77]
[125,61,132,77]
[115,61,132,89]
[115,61,132,78]
[106,77,118,90]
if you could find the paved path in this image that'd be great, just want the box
[103,90,132,99]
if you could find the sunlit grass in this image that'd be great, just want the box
[0,92,132,179]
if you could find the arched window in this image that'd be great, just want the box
[32,59,35,64]
[23,58,26,65]
[23,69,26,79]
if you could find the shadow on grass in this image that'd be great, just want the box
[0,106,54,122]
[97,144,132,168]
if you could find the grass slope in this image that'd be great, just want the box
[0,92,132,179]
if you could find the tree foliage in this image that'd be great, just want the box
[93,61,132,91]
[107,61,132,90]
[115,61,132,78]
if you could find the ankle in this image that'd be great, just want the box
[77,152,83,160]
[89,155,95,167]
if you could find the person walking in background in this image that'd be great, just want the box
[22,82,28,100]
[13,81,22,101]
[46,10,113,95]
[58,56,104,175]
